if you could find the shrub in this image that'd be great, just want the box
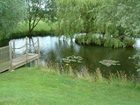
[123,37,135,47]
[75,34,102,45]
[104,38,125,48]
[75,34,135,48]
[91,35,102,45]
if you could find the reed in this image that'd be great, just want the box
[39,63,138,88]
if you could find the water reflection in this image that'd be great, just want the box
[11,36,139,76]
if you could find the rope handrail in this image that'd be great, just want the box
[13,50,26,55]
[12,44,26,50]
[0,37,40,72]
[9,37,40,59]
[11,40,38,50]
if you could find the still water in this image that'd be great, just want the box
[11,36,140,76]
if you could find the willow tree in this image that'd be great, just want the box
[0,0,26,40]
[96,0,140,38]
[95,0,140,47]
[56,0,102,36]
[122,0,140,37]
[56,0,140,48]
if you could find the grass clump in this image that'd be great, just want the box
[0,67,140,105]
[75,34,102,46]
[75,34,135,48]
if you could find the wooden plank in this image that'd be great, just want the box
[9,41,12,70]
[0,37,40,72]
[0,62,10,72]
[0,54,39,72]
[0,46,10,72]
[0,62,10,73]
[0,66,10,72]
[12,54,39,69]
[0,46,9,50]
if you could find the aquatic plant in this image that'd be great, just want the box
[99,60,120,67]
[75,34,103,46]
[104,38,125,48]
[62,55,83,64]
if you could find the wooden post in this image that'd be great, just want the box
[26,37,28,63]
[12,40,15,58]
[9,41,12,71]
[37,37,40,66]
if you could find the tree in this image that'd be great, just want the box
[96,0,140,38]
[56,0,104,36]
[56,0,139,48]
[25,0,56,37]
[0,0,26,40]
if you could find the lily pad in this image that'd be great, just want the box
[99,60,120,67]
[62,55,83,64]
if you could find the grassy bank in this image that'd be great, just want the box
[0,67,140,105]
[10,21,57,39]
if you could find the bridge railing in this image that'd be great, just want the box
[9,37,40,59]
[0,46,11,72]
[0,37,40,72]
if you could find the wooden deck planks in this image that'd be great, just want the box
[0,54,39,72]
[12,54,39,69]
[0,37,40,72]
[0,66,10,72]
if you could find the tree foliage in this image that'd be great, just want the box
[56,0,139,48]
[56,0,140,37]
[97,0,140,37]
[26,0,56,37]
[56,0,102,35]
[0,0,26,39]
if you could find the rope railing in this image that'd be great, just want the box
[12,45,26,50]
[0,37,40,72]
[9,37,40,59]
[12,42,38,49]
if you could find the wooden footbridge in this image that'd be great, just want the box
[0,37,40,72]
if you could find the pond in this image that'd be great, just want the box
[10,36,140,77]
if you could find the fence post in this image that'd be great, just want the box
[37,38,40,65]
[13,40,15,58]
[26,37,28,63]
[9,41,12,70]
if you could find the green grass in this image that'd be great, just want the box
[9,21,57,39]
[0,67,140,105]
[14,21,56,32]
[0,21,58,42]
